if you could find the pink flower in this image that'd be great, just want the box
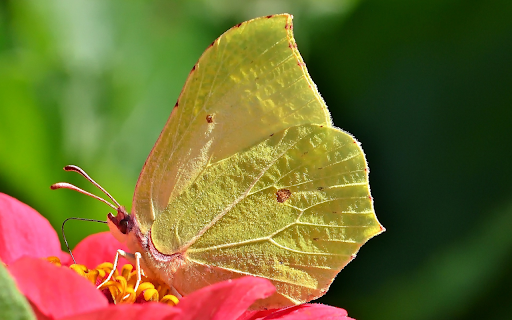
[0,192,353,319]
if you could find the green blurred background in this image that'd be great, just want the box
[1,0,511,319]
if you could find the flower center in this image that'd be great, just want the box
[46,257,179,306]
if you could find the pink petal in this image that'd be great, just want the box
[0,193,64,264]
[72,232,130,270]
[59,252,73,266]
[261,304,354,320]
[60,304,181,320]
[238,309,277,320]
[8,256,108,319]
[176,277,276,320]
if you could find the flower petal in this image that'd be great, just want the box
[59,304,181,320]
[72,231,131,269]
[0,193,64,264]
[176,276,275,320]
[8,256,108,319]
[260,304,353,320]
[238,309,276,320]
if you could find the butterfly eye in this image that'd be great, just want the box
[107,208,132,235]
[119,217,129,234]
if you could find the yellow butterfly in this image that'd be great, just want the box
[55,14,383,309]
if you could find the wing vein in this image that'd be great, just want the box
[178,130,299,251]
[187,258,318,290]
[180,128,314,252]
[268,238,351,254]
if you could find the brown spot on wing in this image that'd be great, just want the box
[276,189,291,203]
[206,114,213,123]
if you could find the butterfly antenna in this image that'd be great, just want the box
[62,217,107,264]
[63,165,121,208]
[51,165,121,210]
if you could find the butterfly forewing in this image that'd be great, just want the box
[133,14,331,234]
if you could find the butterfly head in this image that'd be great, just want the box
[107,206,133,243]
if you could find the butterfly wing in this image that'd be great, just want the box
[131,14,383,308]
[133,14,332,234]
[152,124,383,307]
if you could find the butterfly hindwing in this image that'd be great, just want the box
[151,124,382,306]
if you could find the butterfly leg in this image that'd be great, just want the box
[97,249,143,292]
[132,252,143,293]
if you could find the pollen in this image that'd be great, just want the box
[45,257,179,306]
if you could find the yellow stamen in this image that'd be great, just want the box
[46,256,62,267]
[161,294,180,306]
[45,256,179,306]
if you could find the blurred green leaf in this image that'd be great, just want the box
[0,263,36,320]
[353,202,512,319]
